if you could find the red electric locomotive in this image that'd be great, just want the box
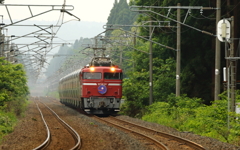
[58,57,123,114]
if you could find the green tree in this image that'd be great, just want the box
[0,58,29,113]
[106,0,137,35]
[0,58,29,140]
[128,0,220,104]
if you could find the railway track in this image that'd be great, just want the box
[92,115,168,150]
[33,97,81,150]
[93,115,206,150]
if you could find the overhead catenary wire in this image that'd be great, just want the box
[133,9,215,36]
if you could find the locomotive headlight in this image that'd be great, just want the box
[90,66,95,72]
[110,67,115,72]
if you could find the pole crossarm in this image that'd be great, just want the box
[130,5,216,10]
[103,38,149,54]
[5,24,61,27]
[14,37,51,50]
[11,43,69,55]
[4,35,56,38]
[103,25,176,51]
[34,24,53,35]
[0,4,81,80]
[103,24,176,28]
[225,57,240,60]
[0,26,53,44]
[1,4,74,9]
[22,42,68,45]
[130,8,216,36]
[15,54,78,56]
[119,28,176,51]
[60,9,81,21]
[0,4,77,27]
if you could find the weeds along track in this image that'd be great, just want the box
[93,115,206,150]
[33,97,81,150]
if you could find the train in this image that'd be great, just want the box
[58,56,123,114]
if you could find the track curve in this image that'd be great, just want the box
[33,97,81,150]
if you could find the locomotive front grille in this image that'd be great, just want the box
[83,97,120,109]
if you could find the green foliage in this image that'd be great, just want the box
[106,0,137,35]
[129,0,216,103]
[142,92,240,146]
[0,112,17,140]
[120,73,149,117]
[0,58,29,108]
[46,91,59,99]
[6,97,29,116]
[121,55,176,117]
[0,58,29,141]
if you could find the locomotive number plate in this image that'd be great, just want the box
[98,83,107,86]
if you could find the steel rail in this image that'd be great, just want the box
[40,101,81,150]
[33,99,51,150]
[110,116,206,150]
[93,115,169,150]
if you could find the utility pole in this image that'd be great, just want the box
[130,5,217,99]
[103,24,176,105]
[0,29,3,57]
[230,16,235,112]
[133,32,136,46]
[214,0,221,100]
[176,3,181,97]
[149,19,153,105]
[120,48,123,67]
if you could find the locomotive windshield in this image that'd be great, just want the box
[104,73,122,80]
[83,72,102,79]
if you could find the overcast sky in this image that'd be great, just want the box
[1,0,130,23]
[1,0,132,55]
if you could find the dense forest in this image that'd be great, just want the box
[123,0,240,105]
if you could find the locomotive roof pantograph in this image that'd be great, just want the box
[89,56,113,67]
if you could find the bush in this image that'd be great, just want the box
[0,58,29,141]
[0,111,17,141]
[142,92,240,146]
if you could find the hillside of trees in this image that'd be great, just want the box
[106,0,138,35]
[120,0,240,104]
[45,37,92,77]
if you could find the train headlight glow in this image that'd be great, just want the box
[110,67,115,72]
[90,67,95,71]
